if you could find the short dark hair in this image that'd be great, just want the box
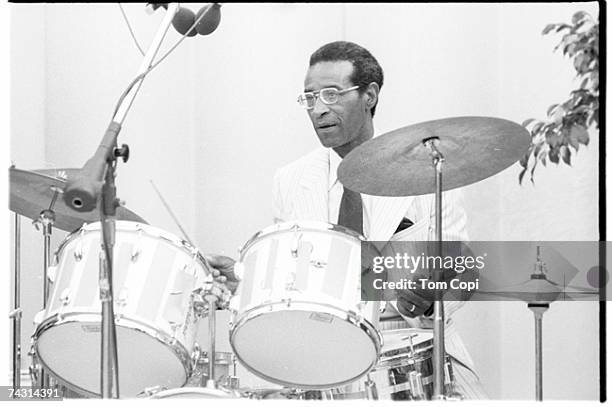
[309,41,384,117]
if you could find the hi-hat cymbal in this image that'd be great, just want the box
[9,166,147,232]
[338,116,531,196]
[476,277,599,304]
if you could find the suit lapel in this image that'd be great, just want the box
[368,195,415,241]
[294,148,329,222]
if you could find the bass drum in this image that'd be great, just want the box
[32,221,210,397]
[230,221,381,389]
[148,387,239,399]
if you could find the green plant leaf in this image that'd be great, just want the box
[522,118,536,128]
[570,124,589,145]
[572,11,588,25]
[533,122,545,135]
[519,166,527,184]
[530,160,539,183]
[560,145,571,165]
[556,23,572,32]
[549,148,560,164]
[542,23,557,35]
[546,104,559,117]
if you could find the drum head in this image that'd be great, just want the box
[35,319,189,397]
[231,306,378,388]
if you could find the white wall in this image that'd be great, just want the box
[8,3,600,399]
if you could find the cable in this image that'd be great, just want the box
[118,3,145,56]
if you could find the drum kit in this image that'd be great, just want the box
[8,113,539,400]
[12,3,577,401]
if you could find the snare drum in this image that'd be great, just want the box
[32,221,210,397]
[229,221,381,389]
[335,329,456,400]
[188,351,239,389]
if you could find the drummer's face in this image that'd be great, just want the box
[304,61,371,156]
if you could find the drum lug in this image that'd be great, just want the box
[60,288,71,306]
[347,310,360,322]
[191,291,208,319]
[138,385,166,397]
[409,371,425,400]
[290,229,302,258]
[365,374,378,400]
[73,244,83,262]
[116,288,129,308]
[191,342,202,367]
[310,260,326,269]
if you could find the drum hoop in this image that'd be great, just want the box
[198,351,235,364]
[229,300,382,389]
[32,312,194,394]
[54,221,209,272]
[239,221,365,257]
[149,387,238,399]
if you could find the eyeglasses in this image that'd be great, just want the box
[297,85,360,110]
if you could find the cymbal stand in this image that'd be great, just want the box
[193,281,232,390]
[423,137,446,399]
[205,291,218,389]
[528,303,548,401]
[10,214,22,395]
[32,188,60,389]
[528,246,550,401]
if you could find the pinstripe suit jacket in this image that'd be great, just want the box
[272,147,476,371]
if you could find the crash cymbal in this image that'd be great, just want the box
[9,166,147,232]
[338,116,530,196]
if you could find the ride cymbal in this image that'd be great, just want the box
[338,116,530,196]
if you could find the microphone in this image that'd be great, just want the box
[148,3,221,37]
[63,122,122,212]
[195,3,221,36]
[172,7,197,37]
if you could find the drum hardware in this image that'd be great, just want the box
[189,351,239,390]
[339,116,532,398]
[477,245,599,401]
[9,167,147,232]
[30,190,62,390]
[10,214,22,394]
[364,374,378,400]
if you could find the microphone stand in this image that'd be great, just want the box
[94,4,180,398]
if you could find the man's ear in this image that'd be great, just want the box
[364,82,380,110]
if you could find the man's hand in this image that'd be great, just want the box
[205,254,240,294]
[395,286,434,318]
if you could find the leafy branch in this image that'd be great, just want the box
[519,11,599,184]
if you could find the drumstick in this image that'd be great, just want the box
[149,179,197,248]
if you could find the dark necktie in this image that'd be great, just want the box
[338,187,363,235]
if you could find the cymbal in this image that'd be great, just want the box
[476,277,599,303]
[338,116,531,196]
[473,243,600,303]
[9,166,147,232]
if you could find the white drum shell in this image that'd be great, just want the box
[32,221,209,397]
[230,221,381,389]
